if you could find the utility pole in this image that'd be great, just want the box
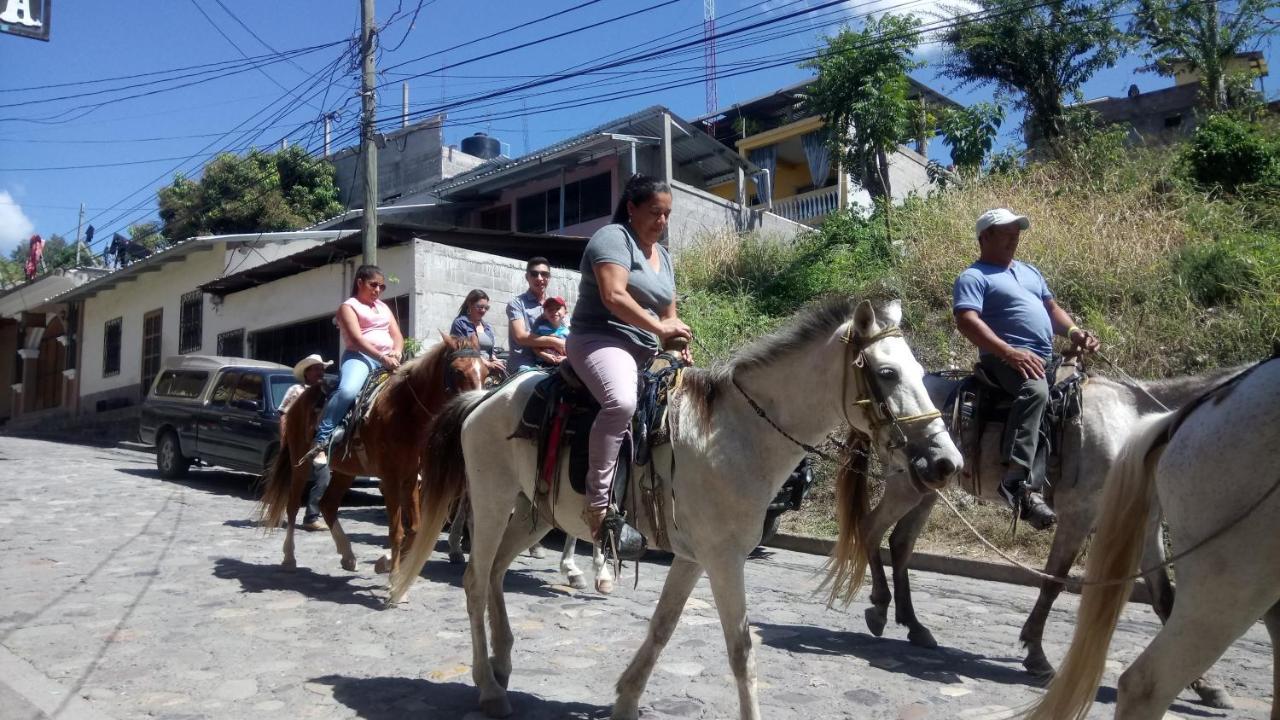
[402,82,409,128]
[360,0,378,265]
[74,203,84,267]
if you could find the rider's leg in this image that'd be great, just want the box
[980,355,1054,527]
[312,352,372,463]
[565,332,643,540]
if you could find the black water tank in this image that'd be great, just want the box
[461,132,501,159]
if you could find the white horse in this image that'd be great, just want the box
[852,364,1247,706]
[1026,354,1280,720]
[391,298,963,719]
[446,493,615,593]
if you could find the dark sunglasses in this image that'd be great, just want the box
[473,304,490,311]
[366,281,387,290]
[527,270,551,279]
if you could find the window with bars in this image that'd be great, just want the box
[141,309,163,396]
[103,317,122,377]
[179,290,202,354]
[217,329,245,358]
[65,303,79,371]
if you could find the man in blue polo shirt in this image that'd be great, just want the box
[953,208,1100,529]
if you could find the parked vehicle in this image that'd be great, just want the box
[139,355,296,478]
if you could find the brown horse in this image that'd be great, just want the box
[256,334,487,576]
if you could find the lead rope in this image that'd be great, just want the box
[1095,351,1171,412]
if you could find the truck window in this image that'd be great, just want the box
[153,370,209,399]
[232,373,264,408]
[209,371,241,406]
[269,376,298,411]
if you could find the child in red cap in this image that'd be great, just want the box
[532,296,570,367]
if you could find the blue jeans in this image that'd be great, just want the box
[314,351,379,446]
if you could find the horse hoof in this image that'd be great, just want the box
[1022,652,1055,679]
[341,557,357,572]
[864,606,888,637]
[596,576,614,595]
[567,572,588,591]
[373,555,391,575]
[448,551,465,565]
[529,545,547,559]
[479,694,513,718]
[1190,679,1235,709]
[282,558,297,571]
[907,625,938,649]
[611,703,640,720]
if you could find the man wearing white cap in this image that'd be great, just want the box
[280,354,333,531]
[953,209,1099,529]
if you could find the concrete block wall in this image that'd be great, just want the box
[668,181,805,254]
[412,240,581,353]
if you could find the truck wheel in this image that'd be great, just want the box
[157,431,191,479]
[760,509,784,546]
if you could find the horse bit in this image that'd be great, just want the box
[732,325,942,461]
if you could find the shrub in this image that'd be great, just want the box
[1181,114,1279,191]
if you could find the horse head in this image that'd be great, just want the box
[440,332,488,393]
[845,299,961,492]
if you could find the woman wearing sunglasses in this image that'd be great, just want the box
[450,289,506,375]
[310,264,404,465]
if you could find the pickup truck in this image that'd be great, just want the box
[139,355,297,478]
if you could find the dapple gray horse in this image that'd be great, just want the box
[1028,355,1280,719]
[856,363,1247,707]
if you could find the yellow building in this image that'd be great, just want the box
[694,78,959,227]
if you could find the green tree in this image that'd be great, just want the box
[1133,0,1279,112]
[804,13,923,213]
[937,102,1005,172]
[128,222,166,250]
[158,145,343,244]
[938,0,1130,150]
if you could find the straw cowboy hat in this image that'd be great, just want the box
[292,354,333,383]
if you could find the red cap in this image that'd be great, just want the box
[543,295,567,310]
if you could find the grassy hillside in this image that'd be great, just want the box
[676,118,1280,559]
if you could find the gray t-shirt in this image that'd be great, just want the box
[505,290,546,369]
[571,223,675,351]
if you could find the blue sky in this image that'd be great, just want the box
[1,0,1277,258]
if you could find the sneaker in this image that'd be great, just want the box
[301,517,327,532]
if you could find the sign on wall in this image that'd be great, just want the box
[0,0,50,41]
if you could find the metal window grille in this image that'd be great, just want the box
[217,329,245,358]
[102,317,122,377]
[178,290,203,354]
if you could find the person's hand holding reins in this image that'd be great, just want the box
[381,352,402,370]
[1001,346,1045,380]
[1069,327,1101,354]
[657,317,692,345]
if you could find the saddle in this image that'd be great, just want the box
[328,369,392,464]
[512,351,686,553]
[939,356,1086,500]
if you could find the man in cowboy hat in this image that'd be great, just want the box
[280,354,333,531]
[953,209,1100,530]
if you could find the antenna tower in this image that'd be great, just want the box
[703,0,718,114]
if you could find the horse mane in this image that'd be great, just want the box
[379,339,454,425]
[680,296,881,431]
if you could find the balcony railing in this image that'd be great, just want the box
[757,185,839,226]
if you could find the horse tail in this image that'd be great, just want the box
[255,435,294,533]
[820,431,872,607]
[1025,411,1175,720]
[389,390,488,603]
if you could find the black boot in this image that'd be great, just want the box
[998,477,1056,531]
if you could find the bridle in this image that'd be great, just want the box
[732,323,942,460]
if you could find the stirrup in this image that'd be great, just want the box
[602,509,646,562]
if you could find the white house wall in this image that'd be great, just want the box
[412,240,581,354]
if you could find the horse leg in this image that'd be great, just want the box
[465,484,520,718]
[593,540,614,594]
[448,494,470,565]
[1264,602,1280,720]
[1019,504,1091,677]
[559,535,589,591]
[281,462,308,569]
[1136,514,1235,708]
[614,558,703,720]
[1116,580,1273,720]
[705,558,761,720]
[889,494,938,649]
[322,472,358,572]
[487,496,552,690]
[863,470,923,637]
[527,542,547,559]
[376,476,403,576]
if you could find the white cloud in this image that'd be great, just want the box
[0,191,36,256]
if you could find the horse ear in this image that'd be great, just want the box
[853,300,879,339]
[881,299,903,327]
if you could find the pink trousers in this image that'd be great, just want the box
[565,332,652,510]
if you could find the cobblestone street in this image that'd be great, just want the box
[0,436,1272,720]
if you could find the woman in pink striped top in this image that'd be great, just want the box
[311,264,405,465]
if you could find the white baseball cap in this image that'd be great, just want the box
[292,354,333,383]
[975,208,1030,238]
